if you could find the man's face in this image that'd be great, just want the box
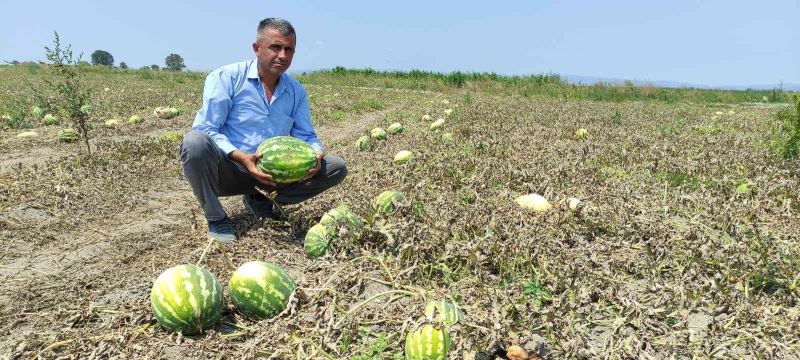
[253,28,296,78]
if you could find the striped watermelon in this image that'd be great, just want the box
[373,190,406,215]
[257,136,318,183]
[150,264,223,335]
[356,135,370,151]
[387,122,404,134]
[304,223,335,258]
[228,261,295,320]
[424,301,465,326]
[320,204,364,236]
[370,127,387,140]
[58,128,79,143]
[405,324,451,360]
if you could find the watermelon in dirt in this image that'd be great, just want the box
[257,136,318,183]
[228,261,295,320]
[150,264,223,335]
[405,324,451,360]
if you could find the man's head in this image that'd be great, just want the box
[253,18,296,80]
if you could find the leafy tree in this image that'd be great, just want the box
[164,53,186,71]
[44,32,92,155]
[119,62,128,69]
[150,64,160,70]
[90,50,114,66]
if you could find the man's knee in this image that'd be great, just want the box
[325,155,348,185]
[181,130,214,162]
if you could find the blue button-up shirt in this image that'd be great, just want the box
[192,60,323,155]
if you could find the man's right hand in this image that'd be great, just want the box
[228,150,277,187]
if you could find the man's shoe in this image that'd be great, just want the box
[243,193,276,220]
[208,216,236,244]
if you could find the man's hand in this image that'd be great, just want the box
[228,150,277,187]
[299,152,323,182]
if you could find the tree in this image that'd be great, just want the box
[150,64,160,70]
[164,53,186,71]
[44,32,92,155]
[119,62,128,69]
[90,50,114,66]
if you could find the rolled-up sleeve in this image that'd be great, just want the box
[290,87,324,154]
[192,70,237,155]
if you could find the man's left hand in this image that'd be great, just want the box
[300,153,323,182]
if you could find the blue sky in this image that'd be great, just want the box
[1,0,797,86]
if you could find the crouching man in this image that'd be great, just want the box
[181,18,347,244]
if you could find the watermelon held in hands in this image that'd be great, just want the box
[424,301,465,326]
[373,190,406,215]
[150,264,223,335]
[304,223,335,258]
[405,324,451,360]
[257,136,318,184]
[228,261,295,320]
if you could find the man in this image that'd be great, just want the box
[181,18,347,244]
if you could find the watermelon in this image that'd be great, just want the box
[31,106,44,119]
[16,131,39,138]
[150,264,223,335]
[80,104,93,115]
[105,119,122,127]
[228,261,295,320]
[441,132,454,144]
[576,128,589,139]
[394,150,413,164]
[373,190,406,215]
[443,109,453,116]
[43,114,58,125]
[320,204,364,235]
[430,118,445,131]
[154,106,180,119]
[424,301,465,326]
[356,135,370,151]
[387,122,404,134]
[304,223,335,258]
[58,128,79,142]
[405,324,451,360]
[421,114,432,122]
[515,193,552,212]
[256,136,318,183]
[370,127,387,140]
[128,115,142,125]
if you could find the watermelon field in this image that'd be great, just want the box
[1,65,799,359]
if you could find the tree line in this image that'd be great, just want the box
[5,50,187,71]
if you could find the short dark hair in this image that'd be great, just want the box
[257,18,295,41]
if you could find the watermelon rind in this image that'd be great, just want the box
[150,264,223,335]
[228,261,295,320]
[404,324,451,360]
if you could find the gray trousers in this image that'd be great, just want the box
[180,130,347,221]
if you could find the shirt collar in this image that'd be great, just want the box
[248,59,288,99]
[246,60,259,79]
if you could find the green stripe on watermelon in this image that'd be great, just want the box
[373,190,406,215]
[256,136,318,183]
[404,324,451,360]
[150,264,223,335]
[229,261,295,320]
[304,223,335,258]
[424,300,465,326]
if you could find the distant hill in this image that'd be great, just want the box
[563,74,800,91]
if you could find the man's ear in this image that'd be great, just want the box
[252,42,259,54]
